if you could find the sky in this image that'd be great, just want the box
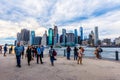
[0,0,120,45]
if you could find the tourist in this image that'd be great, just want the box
[94,46,101,59]
[77,47,84,64]
[9,45,13,54]
[97,46,103,59]
[26,46,32,66]
[66,46,71,60]
[21,45,25,59]
[31,45,35,59]
[74,46,78,60]
[14,42,23,68]
[36,45,43,64]
[0,45,2,54]
[41,45,44,58]
[4,44,7,56]
[49,45,55,66]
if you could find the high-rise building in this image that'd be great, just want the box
[94,26,99,46]
[30,31,35,45]
[66,33,75,46]
[21,29,30,42]
[62,29,66,46]
[48,28,53,45]
[53,25,58,45]
[80,27,83,41]
[88,31,94,46]
[74,29,78,44]
[41,31,47,46]
[33,36,42,45]
[17,32,21,42]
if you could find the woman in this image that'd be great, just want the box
[74,47,78,60]
[77,47,84,64]
[26,46,32,66]
[94,47,100,59]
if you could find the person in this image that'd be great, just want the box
[74,46,78,60]
[41,45,44,58]
[0,45,2,54]
[97,46,103,59]
[94,46,102,59]
[26,46,32,66]
[66,46,71,60]
[36,45,43,64]
[31,45,35,60]
[49,45,55,66]
[9,45,13,54]
[77,47,84,64]
[4,44,7,56]
[21,45,25,59]
[14,42,23,68]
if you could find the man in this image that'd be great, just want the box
[0,45,2,54]
[66,46,71,60]
[49,45,55,66]
[41,45,44,58]
[37,45,43,64]
[4,44,7,56]
[14,42,23,68]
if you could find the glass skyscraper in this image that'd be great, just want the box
[74,29,78,44]
[80,27,83,41]
[48,28,53,45]
[30,31,35,45]
[94,26,99,46]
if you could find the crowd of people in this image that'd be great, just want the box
[0,43,103,68]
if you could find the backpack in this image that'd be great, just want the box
[53,50,57,56]
[99,48,103,52]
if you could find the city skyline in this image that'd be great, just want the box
[0,0,120,45]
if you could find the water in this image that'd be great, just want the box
[44,47,120,60]
[1,46,120,60]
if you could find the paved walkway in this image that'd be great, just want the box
[0,54,120,80]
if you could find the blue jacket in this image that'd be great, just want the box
[14,46,22,56]
[37,47,41,55]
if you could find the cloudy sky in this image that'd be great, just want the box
[0,0,120,45]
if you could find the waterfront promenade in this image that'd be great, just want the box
[0,53,120,80]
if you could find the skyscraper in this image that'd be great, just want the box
[80,27,83,41]
[54,25,58,45]
[94,26,99,46]
[41,31,47,46]
[62,29,66,46]
[21,29,30,42]
[48,28,53,45]
[66,33,75,46]
[74,29,78,44]
[30,31,35,45]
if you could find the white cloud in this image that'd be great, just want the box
[0,0,120,44]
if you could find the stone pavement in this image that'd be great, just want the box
[0,54,120,80]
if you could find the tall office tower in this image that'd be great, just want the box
[74,29,78,44]
[17,32,21,42]
[30,31,35,45]
[54,25,58,45]
[41,31,47,46]
[21,29,30,42]
[48,28,53,45]
[94,26,99,46]
[66,33,75,46]
[88,31,94,46]
[80,27,83,41]
[62,29,66,45]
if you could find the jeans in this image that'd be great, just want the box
[67,52,70,60]
[16,55,21,67]
[37,54,43,64]
[74,54,78,60]
[50,56,54,66]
